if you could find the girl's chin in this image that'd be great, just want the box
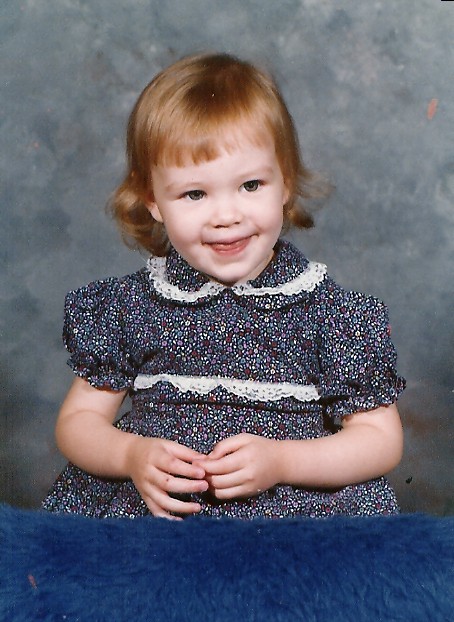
[202,264,266,287]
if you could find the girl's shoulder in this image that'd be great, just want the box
[315,269,376,299]
[274,241,388,319]
[313,271,390,325]
[65,267,152,309]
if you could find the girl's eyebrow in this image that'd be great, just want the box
[163,179,205,193]
[240,166,275,179]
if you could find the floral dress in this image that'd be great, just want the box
[43,240,405,518]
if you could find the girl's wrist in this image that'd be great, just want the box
[272,439,291,486]
[121,433,144,479]
[272,439,310,487]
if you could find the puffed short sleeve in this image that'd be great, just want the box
[318,288,405,421]
[63,278,135,391]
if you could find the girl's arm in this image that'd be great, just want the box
[56,377,208,518]
[200,403,403,499]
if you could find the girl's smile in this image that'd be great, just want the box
[207,237,251,255]
[147,139,289,286]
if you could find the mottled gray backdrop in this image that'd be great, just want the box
[1,0,453,514]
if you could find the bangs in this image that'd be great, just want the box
[154,115,274,168]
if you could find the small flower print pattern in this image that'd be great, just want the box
[43,241,405,518]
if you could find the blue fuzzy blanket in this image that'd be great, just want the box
[1,504,453,621]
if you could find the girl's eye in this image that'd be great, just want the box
[184,190,205,201]
[242,179,261,192]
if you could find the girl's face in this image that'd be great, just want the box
[147,138,289,286]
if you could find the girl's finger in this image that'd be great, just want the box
[169,441,207,462]
[144,486,202,516]
[210,483,253,501]
[207,469,246,491]
[201,450,243,476]
[163,456,206,480]
[145,499,183,521]
[157,472,209,495]
[208,434,248,459]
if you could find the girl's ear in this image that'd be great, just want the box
[282,182,290,206]
[145,198,164,223]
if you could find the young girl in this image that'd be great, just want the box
[43,52,405,520]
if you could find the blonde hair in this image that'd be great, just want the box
[110,52,329,255]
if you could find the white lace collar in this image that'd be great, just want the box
[147,256,326,302]
[146,241,327,303]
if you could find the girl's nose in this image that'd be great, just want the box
[211,197,242,227]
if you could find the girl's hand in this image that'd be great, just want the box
[198,433,281,500]
[125,436,209,520]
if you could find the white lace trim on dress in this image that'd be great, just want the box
[146,256,327,302]
[134,373,321,403]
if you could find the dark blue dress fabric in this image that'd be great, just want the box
[43,241,405,518]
